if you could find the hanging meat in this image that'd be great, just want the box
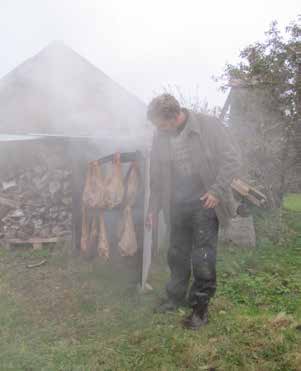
[82,161,105,208]
[98,211,110,259]
[118,206,138,256]
[124,161,141,207]
[104,153,125,209]
[80,207,98,257]
[80,206,90,253]
[90,215,98,254]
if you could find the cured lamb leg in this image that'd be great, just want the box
[118,205,138,257]
[80,205,89,253]
[82,161,105,208]
[124,161,141,207]
[80,207,98,257]
[98,211,110,259]
[104,153,124,209]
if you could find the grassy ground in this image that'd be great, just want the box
[0,197,301,370]
[284,193,301,212]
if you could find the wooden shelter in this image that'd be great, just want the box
[0,43,153,289]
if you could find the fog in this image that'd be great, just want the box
[0,40,152,149]
[1,0,300,107]
[0,3,300,367]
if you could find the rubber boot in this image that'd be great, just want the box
[154,298,187,314]
[182,303,209,330]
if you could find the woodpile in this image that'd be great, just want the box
[0,165,72,240]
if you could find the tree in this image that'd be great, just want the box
[217,17,301,206]
[158,84,221,117]
[220,17,300,123]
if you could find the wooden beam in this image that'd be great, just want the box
[141,152,153,291]
[231,178,267,207]
[219,89,233,122]
[6,237,59,244]
[0,194,20,209]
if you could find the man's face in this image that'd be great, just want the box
[152,116,179,133]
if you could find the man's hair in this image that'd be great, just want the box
[147,94,181,122]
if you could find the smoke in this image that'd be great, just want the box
[0,41,153,152]
[0,42,155,288]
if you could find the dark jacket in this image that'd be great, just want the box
[148,110,241,227]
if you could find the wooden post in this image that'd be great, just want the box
[141,152,152,291]
[219,89,233,122]
[152,215,159,256]
[68,139,86,252]
[295,44,301,170]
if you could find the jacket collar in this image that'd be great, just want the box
[184,109,202,135]
[156,109,203,139]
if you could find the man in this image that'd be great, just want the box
[146,94,241,330]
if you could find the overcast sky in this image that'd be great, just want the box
[0,0,300,107]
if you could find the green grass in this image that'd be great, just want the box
[283,193,301,212]
[0,207,301,370]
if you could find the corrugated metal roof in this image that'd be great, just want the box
[0,132,152,145]
[0,134,41,142]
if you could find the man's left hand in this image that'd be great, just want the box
[200,192,220,209]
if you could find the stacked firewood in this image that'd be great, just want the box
[0,165,72,240]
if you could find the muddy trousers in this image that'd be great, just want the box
[166,205,219,308]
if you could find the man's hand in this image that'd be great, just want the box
[200,192,219,209]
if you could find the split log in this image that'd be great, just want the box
[26,260,47,268]
[0,194,20,208]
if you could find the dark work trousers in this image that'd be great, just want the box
[166,202,219,308]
